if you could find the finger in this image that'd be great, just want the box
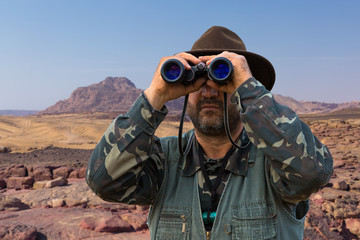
[198,55,218,65]
[174,52,201,69]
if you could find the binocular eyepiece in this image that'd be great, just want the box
[161,57,233,85]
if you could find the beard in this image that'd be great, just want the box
[187,97,241,137]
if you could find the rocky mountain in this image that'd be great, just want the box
[274,95,360,114]
[39,77,185,115]
[39,77,360,115]
[40,77,143,114]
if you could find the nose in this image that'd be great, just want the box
[201,83,219,98]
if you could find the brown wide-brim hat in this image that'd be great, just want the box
[187,26,275,90]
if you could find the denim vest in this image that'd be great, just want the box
[148,132,308,240]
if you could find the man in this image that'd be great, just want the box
[86,26,333,239]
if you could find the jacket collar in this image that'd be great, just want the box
[182,129,252,177]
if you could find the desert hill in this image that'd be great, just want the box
[39,77,184,115]
[39,77,360,115]
[274,95,360,114]
[40,77,142,114]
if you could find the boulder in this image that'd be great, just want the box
[79,167,87,178]
[80,215,134,233]
[120,213,148,230]
[333,180,350,191]
[8,165,28,177]
[45,176,68,188]
[32,181,47,190]
[51,198,65,208]
[0,195,30,211]
[6,176,34,189]
[32,177,68,190]
[323,195,360,219]
[53,166,73,179]
[69,169,80,178]
[80,216,98,230]
[68,167,87,179]
[0,224,37,240]
[0,179,6,189]
[95,216,133,233]
[345,218,360,238]
[30,166,52,181]
[350,181,360,191]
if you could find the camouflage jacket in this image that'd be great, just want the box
[86,77,333,239]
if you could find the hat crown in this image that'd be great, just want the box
[187,26,275,91]
[191,26,247,52]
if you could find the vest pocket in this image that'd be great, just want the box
[156,208,191,240]
[231,201,277,240]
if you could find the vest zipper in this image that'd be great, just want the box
[181,214,186,233]
[206,231,211,240]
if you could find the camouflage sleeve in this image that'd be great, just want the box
[86,93,167,205]
[234,78,333,203]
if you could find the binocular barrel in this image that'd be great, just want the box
[161,57,233,85]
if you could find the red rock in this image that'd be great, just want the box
[9,165,28,177]
[305,204,341,239]
[95,216,133,233]
[120,213,148,230]
[333,160,346,168]
[30,166,52,181]
[45,177,68,188]
[1,206,150,239]
[69,169,80,178]
[6,177,34,189]
[351,181,360,191]
[345,218,360,238]
[333,180,350,191]
[53,166,73,179]
[79,167,87,178]
[0,179,6,189]
[0,224,37,240]
[68,167,86,178]
[80,216,98,230]
[32,181,47,190]
[326,195,360,220]
[0,196,30,211]
[310,193,325,207]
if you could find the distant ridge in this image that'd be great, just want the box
[39,77,360,115]
[0,110,39,116]
[274,95,360,114]
[39,77,184,115]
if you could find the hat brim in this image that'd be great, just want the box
[186,49,275,91]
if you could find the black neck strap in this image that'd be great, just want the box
[198,145,235,212]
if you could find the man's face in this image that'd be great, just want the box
[187,81,241,137]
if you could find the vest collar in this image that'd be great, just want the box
[182,129,251,177]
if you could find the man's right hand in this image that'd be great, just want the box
[144,52,206,110]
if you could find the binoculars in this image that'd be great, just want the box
[161,57,233,85]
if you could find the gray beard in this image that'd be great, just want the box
[187,98,241,137]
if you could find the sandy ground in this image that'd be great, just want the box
[1,112,360,239]
[0,113,194,153]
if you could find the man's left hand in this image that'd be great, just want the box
[199,51,253,94]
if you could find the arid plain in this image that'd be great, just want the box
[0,113,194,153]
[0,111,360,239]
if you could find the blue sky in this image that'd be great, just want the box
[1,0,359,110]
